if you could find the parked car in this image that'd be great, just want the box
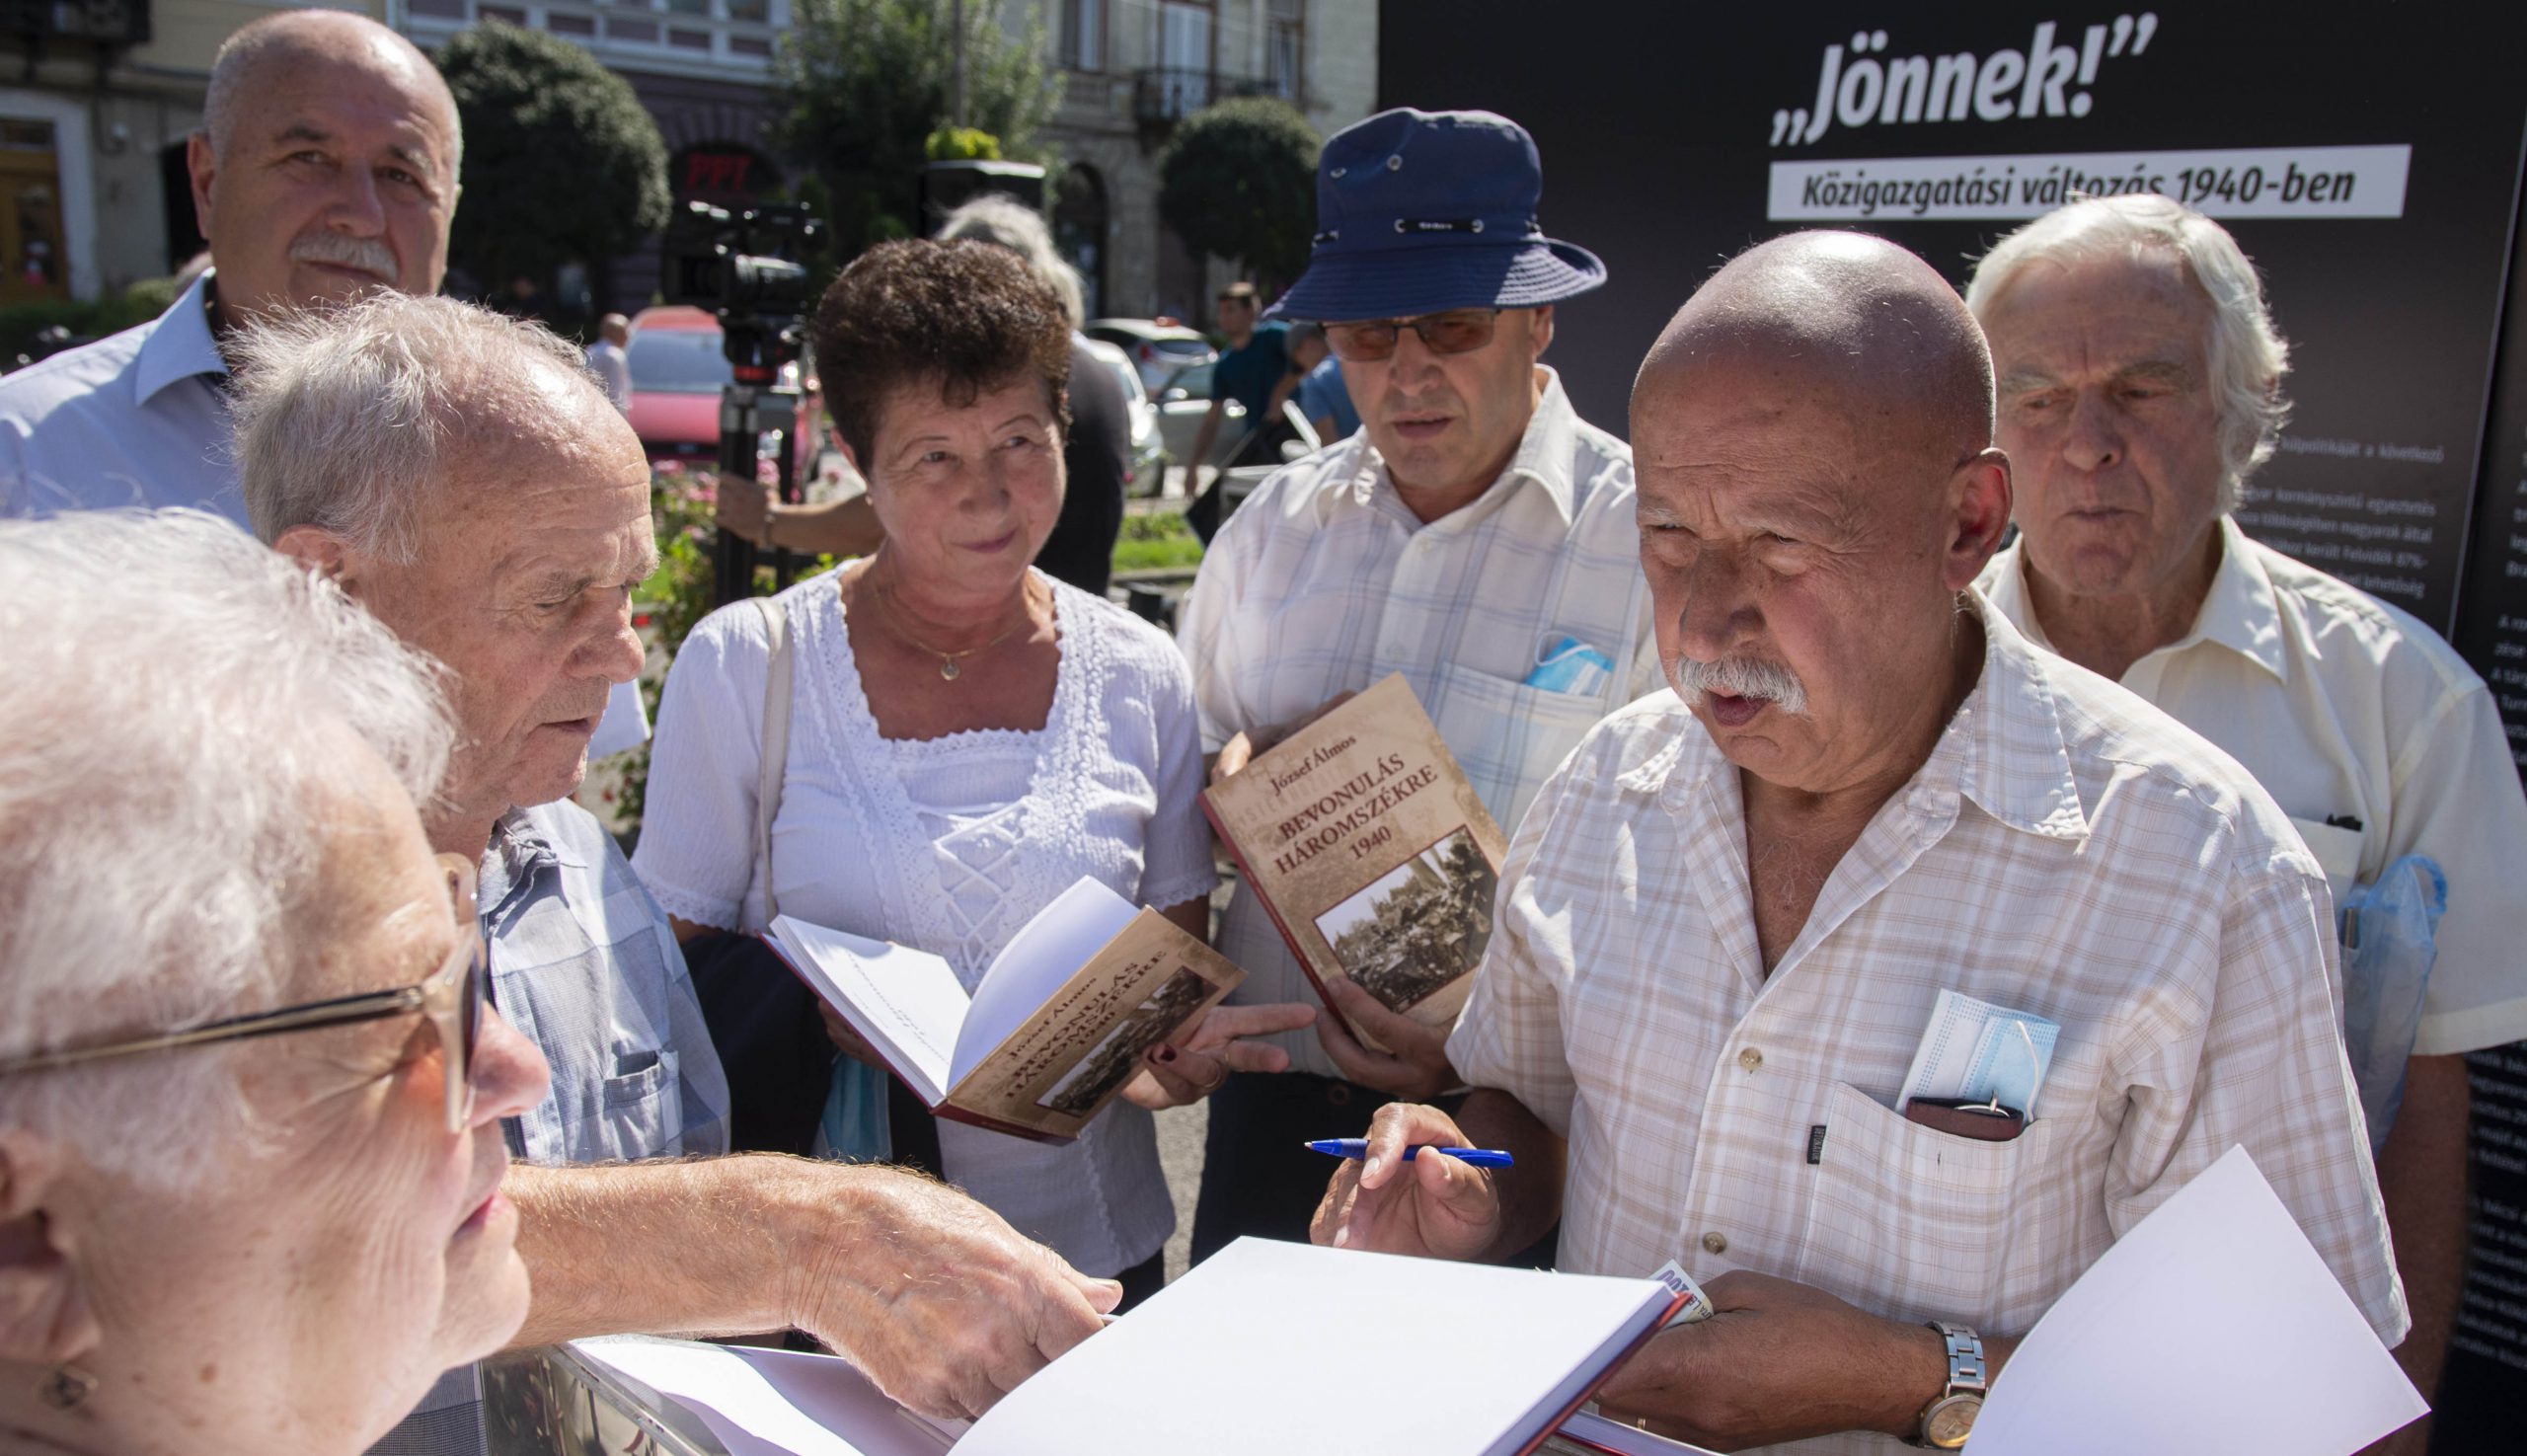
[624,305,822,481]
[1085,317,1216,393]
[1153,359,1250,471]
[1080,337,1169,497]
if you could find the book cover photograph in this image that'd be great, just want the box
[1202,673,1508,1039]
[764,878,1246,1143]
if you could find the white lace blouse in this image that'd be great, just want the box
[633,568,1217,1275]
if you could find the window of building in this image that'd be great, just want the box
[1266,0,1303,104]
[1157,0,1213,114]
[1060,0,1103,72]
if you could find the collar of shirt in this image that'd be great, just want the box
[478,805,595,927]
[1620,590,2094,848]
[1986,518,2290,685]
[132,269,226,408]
[1344,365,1581,526]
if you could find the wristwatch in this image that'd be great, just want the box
[1913,1321,1986,1448]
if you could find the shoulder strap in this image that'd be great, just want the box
[752,594,794,928]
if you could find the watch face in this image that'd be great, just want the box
[1924,1395,1981,1448]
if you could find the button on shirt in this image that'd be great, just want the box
[1982,520,2527,1055]
[1177,368,1658,1078]
[1447,596,2404,1456]
[0,270,241,519]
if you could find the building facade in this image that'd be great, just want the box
[1031,0,1377,326]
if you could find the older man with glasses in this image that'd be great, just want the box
[1177,108,1659,1260]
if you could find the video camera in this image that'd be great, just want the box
[658,198,821,321]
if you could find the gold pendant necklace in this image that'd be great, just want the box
[873,578,1031,681]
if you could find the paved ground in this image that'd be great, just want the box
[1156,1102,1208,1282]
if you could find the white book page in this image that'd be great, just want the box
[951,877,1138,1085]
[571,1339,960,1456]
[1972,1145,2424,1455]
[957,1237,1671,1456]
[766,917,965,1105]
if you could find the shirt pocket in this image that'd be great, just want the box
[593,1047,685,1162]
[1429,659,1610,832]
[2287,815,2366,909]
[1796,1080,2061,1321]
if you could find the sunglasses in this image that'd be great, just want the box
[0,854,491,1134]
[1322,308,1504,362]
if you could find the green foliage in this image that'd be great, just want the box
[121,274,179,320]
[435,23,670,300]
[0,274,184,362]
[774,0,1061,259]
[1159,99,1321,286]
[1110,510,1204,575]
[925,126,1003,162]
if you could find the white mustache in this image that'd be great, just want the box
[1665,653,1810,717]
[289,232,397,279]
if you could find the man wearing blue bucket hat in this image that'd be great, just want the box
[1177,109,1660,1258]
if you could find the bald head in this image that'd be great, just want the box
[203,11,459,169]
[1639,231,1992,477]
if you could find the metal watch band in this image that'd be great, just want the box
[1928,1321,1989,1397]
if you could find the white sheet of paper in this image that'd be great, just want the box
[570,1339,962,1456]
[1971,1145,2424,1456]
[953,876,1138,1084]
[955,1237,1673,1456]
[766,918,966,1104]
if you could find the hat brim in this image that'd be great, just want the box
[1264,239,1606,322]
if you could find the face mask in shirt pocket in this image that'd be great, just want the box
[1429,660,1610,832]
[1795,1081,2061,1321]
[595,1046,685,1161]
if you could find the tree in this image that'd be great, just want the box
[435,23,670,312]
[775,0,1061,259]
[1158,98,1320,288]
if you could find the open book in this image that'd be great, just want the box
[763,878,1242,1143]
[1201,673,1507,1046]
[570,1237,1684,1456]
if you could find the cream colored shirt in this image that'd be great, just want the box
[1982,520,2527,1055]
[1177,369,1659,1078]
[1447,595,2404,1456]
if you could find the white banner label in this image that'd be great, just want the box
[1768,144,2411,221]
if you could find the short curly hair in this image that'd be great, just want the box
[811,238,1073,474]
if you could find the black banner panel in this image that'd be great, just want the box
[1377,5,2527,1450]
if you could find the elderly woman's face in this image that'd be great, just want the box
[30,746,548,1448]
[865,374,1064,597]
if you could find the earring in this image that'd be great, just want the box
[37,1364,96,1411]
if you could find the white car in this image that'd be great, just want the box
[1079,338,1168,497]
[1086,318,1217,393]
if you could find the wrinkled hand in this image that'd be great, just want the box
[1208,690,1357,788]
[786,1167,1121,1421]
[1308,1101,1499,1261]
[817,1003,890,1071]
[1314,978,1459,1100]
[1592,1270,1948,1451]
[715,469,771,543]
[1122,1001,1319,1109]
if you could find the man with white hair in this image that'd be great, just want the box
[0,8,645,756]
[1968,193,2527,1444]
[235,291,1120,1452]
[1317,232,2402,1452]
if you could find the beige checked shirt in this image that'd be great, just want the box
[1178,368,1659,1078]
[1448,595,2404,1456]
[1983,521,2527,1056]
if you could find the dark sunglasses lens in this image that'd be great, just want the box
[1422,314,1495,353]
[1327,324,1397,361]
[461,940,488,1069]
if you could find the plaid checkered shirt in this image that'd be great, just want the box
[1448,592,2405,1456]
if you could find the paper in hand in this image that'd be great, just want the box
[1648,1259,1716,1327]
[1899,989,2059,1116]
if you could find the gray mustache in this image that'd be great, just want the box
[1665,653,1810,717]
[289,232,397,278]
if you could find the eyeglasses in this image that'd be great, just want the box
[0,854,491,1134]
[1322,309,1503,362]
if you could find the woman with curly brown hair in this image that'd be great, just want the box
[635,240,1311,1309]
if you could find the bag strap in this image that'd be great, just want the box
[752,594,794,928]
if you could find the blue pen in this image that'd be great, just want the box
[1305,1138,1515,1169]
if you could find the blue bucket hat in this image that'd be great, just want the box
[1265,108,1606,323]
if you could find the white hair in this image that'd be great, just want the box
[938,193,1087,331]
[201,10,463,172]
[0,509,455,1184]
[1966,193,2290,512]
[232,292,609,561]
